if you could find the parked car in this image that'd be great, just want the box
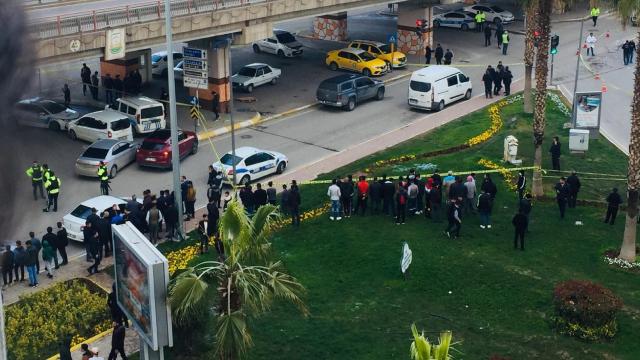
[433,11,477,30]
[152,51,183,77]
[463,4,515,24]
[136,129,198,169]
[174,60,184,81]
[252,29,303,57]
[212,146,288,186]
[347,40,407,68]
[325,48,388,77]
[62,195,139,241]
[16,98,79,130]
[107,96,166,135]
[68,110,133,143]
[231,63,281,93]
[317,74,385,111]
[407,66,472,111]
[75,139,137,178]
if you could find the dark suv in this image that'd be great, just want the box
[316,74,385,111]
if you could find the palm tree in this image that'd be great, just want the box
[523,0,539,114]
[409,324,454,360]
[532,0,553,197]
[613,0,640,262]
[169,199,308,359]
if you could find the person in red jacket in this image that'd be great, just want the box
[356,176,370,216]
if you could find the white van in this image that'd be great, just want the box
[408,66,472,111]
[68,110,133,143]
[107,96,166,135]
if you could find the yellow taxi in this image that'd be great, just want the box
[348,40,407,68]
[325,48,389,76]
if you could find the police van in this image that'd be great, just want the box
[107,96,166,135]
[407,66,472,111]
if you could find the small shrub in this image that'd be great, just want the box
[552,280,623,341]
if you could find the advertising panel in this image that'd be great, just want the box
[573,91,602,129]
[105,28,126,60]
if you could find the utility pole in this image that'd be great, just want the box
[227,37,238,186]
[164,0,184,241]
[571,18,585,121]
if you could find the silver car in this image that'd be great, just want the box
[16,98,79,131]
[75,139,137,178]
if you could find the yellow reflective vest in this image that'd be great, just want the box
[97,166,109,181]
[590,7,600,17]
[502,32,510,44]
[45,176,61,194]
[26,165,43,181]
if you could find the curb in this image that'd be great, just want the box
[45,328,114,360]
[197,112,261,141]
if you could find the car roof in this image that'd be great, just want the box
[244,63,269,69]
[143,129,188,141]
[88,139,121,149]
[273,29,291,35]
[350,40,386,47]
[232,146,264,158]
[79,195,127,210]
[320,74,361,85]
[83,110,129,122]
[411,65,463,79]
[338,47,367,55]
[117,96,163,107]
[18,97,42,104]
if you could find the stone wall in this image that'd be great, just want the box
[312,13,347,41]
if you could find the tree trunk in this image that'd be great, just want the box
[532,0,552,198]
[523,0,537,114]
[619,31,640,263]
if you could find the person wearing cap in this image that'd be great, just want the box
[90,347,104,360]
[26,160,45,200]
[604,188,622,225]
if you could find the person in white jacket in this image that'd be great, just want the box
[586,33,597,56]
[327,179,342,220]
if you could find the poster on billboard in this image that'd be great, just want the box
[112,222,172,351]
[573,91,602,129]
[105,28,126,60]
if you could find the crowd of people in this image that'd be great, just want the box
[71,63,144,108]
[482,61,514,98]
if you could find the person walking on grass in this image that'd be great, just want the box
[554,177,570,219]
[516,170,526,200]
[566,170,581,208]
[604,188,622,225]
[445,199,462,238]
[328,178,342,220]
[549,136,562,170]
[477,189,492,229]
[512,210,528,250]
[519,193,533,232]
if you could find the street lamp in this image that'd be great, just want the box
[227,37,238,186]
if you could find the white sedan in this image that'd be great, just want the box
[433,11,477,30]
[231,63,281,93]
[212,146,288,185]
[463,4,515,24]
[62,195,134,242]
[16,98,79,131]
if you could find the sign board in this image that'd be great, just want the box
[69,39,81,53]
[105,28,126,60]
[573,91,602,129]
[113,222,173,351]
[401,242,412,274]
[182,47,207,59]
[387,33,397,45]
[182,47,209,90]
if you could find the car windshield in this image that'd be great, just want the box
[238,67,257,77]
[220,153,243,166]
[39,100,67,114]
[359,52,376,61]
[379,44,392,54]
[110,119,130,131]
[275,32,297,44]
[70,205,93,219]
[410,81,431,92]
[140,141,165,151]
[491,6,504,12]
[81,147,109,159]
[152,54,163,63]
[141,106,163,119]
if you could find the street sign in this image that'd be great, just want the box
[183,58,207,71]
[183,47,209,90]
[183,77,208,90]
[190,106,199,120]
[182,47,207,59]
[387,33,397,45]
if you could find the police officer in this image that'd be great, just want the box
[475,11,482,32]
[479,10,486,32]
[554,177,570,219]
[501,30,510,55]
[26,160,45,200]
[44,171,61,212]
[42,163,52,182]
[97,161,110,195]
[590,6,600,27]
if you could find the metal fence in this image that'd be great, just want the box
[28,0,270,39]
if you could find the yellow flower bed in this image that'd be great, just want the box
[466,101,506,147]
[477,158,518,191]
[4,279,111,360]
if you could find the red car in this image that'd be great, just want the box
[136,129,198,168]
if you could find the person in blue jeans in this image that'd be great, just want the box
[327,179,342,220]
[25,240,39,287]
[477,189,493,229]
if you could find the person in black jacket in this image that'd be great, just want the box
[549,136,561,170]
[97,212,112,258]
[13,241,26,282]
[512,211,528,250]
[484,24,492,46]
[239,184,254,214]
[198,214,209,255]
[382,176,395,216]
[42,227,60,269]
[493,64,503,95]
[253,183,268,209]
[502,66,513,95]
[425,45,432,64]
[519,193,533,231]
[445,200,462,238]
[605,188,623,225]
[482,68,493,99]
[443,49,454,65]
[369,177,382,214]
[56,222,69,265]
[434,44,444,65]
[340,176,354,218]
[481,174,498,200]
[207,199,219,238]
[477,189,492,229]
[108,283,129,326]
[288,181,301,227]
[554,177,570,219]
[108,321,127,360]
[566,170,581,208]
[430,185,443,222]
[1,245,14,286]
[516,171,526,200]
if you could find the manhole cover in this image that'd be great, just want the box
[240,134,252,139]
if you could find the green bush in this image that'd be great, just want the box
[552,280,623,341]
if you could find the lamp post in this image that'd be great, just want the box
[227,37,238,186]
[571,18,585,121]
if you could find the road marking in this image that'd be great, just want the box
[246,126,340,152]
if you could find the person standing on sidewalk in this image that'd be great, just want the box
[483,68,493,99]
[42,226,60,269]
[590,6,600,27]
[13,241,26,282]
[108,322,127,360]
[512,210,528,251]
[62,84,71,108]
[327,179,342,221]
[91,71,100,100]
[28,231,41,273]
[444,49,454,65]
[604,188,622,225]
[211,90,220,120]
[484,24,492,46]
[103,74,114,104]
[435,44,444,65]
[502,66,513,95]
[629,40,636,64]
[42,235,55,279]
[81,63,91,96]
[501,31,510,55]
[25,240,38,287]
[56,222,69,265]
[586,32,597,56]
[44,171,61,212]
[495,22,504,49]
[1,245,14,287]
[289,181,301,227]
[425,45,432,64]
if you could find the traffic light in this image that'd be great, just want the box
[420,19,429,33]
[533,30,540,48]
[550,34,559,54]
[415,19,423,36]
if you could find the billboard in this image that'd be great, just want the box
[573,91,602,129]
[112,222,172,351]
[105,28,126,60]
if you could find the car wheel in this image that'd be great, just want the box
[277,50,285,57]
[48,121,60,131]
[433,20,440,28]
[363,68,371,77]
[376,88,385,100]
[69,130,77,140]
[461,23,469,31]
[246,84,254,93]
[253,44,260,53]
[329,62,338,71]
[437,100,445,112]
[494,17,502,24]
[191,141,199,155]
[271,77,278,85]
[276,161,286,174]
[109,165,118,179]
[346,97,356,111]
[464,89,472,100]
[240,175,250,186]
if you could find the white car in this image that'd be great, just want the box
[433,11,477,30]
[231,63,281,93]
[174,61,184,81]
[62,195,133,242]
[212,146,288,185]
[463,4,515,24]
[152,51,183,77]
[252,29,303,57]
[68,110,133,143]
[16,98,79,131]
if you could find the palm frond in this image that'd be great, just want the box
[265,262,309,316]
[434,331,452,360]
[219,199,253,262]
[169,269,210,325]
[410,323,431,360]
[215,311,252,359]
[233,265,271,315]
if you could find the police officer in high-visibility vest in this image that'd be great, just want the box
[26,160,45,200]
[475,11,483,32]
[44,171,61,212]
[97,161,110,195]
[42,164,51,182]
[590,6,600,27]
[501,30,510,55]
[479,11,486,32]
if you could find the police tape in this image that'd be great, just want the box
[404,62,524,68]
[543,169,626,177]
[542,175,626,181]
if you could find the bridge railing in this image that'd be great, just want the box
[28,0,270,39]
